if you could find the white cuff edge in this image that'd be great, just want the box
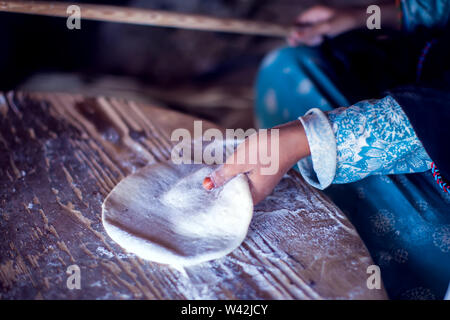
[297,108,337,190]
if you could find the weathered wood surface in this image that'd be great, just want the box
[0,1,289,37]
[0,91,387,299]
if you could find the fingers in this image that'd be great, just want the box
[288,30,324,46]
[210,163,245,188]
[296,5,334,24]
[203,138,254,190]
[203,163,267,205]
[288,21,330,46]
[202,176,215,190]
[203,163,271,204]
[203,165,244,190]
[288,5,335,46]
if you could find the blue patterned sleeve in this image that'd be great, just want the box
[297,95,432,189]
[400,0,450,32]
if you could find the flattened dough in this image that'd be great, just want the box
[102,161,253,267]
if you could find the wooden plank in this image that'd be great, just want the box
[0,91,387,299]
[0,1,289,37]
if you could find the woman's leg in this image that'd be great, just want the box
[327,173,450,299]
[255,46,348,129]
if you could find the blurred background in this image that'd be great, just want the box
[0,0,370,129]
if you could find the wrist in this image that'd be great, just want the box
[277,120,311,166]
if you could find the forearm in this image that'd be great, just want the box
[274,120,310,169]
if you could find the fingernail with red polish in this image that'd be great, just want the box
[203,176,215,190]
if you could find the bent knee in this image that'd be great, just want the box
[259,46,317,73]
[260,47,297,72]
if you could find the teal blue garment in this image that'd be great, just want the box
[401,0,450,32]
[255,46,450,299]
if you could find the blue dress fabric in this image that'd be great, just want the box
[401,0,450,32]
[255,45,450,299]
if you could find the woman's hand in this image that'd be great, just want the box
[203,121,310,204]
[287,5,367,46]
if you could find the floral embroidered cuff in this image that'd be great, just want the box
[297,108,337,190]
[327,96,432,184]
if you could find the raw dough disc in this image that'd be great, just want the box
[102,161,253,267]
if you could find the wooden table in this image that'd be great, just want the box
[0,91,387,299]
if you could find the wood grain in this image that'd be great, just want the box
[0,1,290,37]
[0,91,387,299]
